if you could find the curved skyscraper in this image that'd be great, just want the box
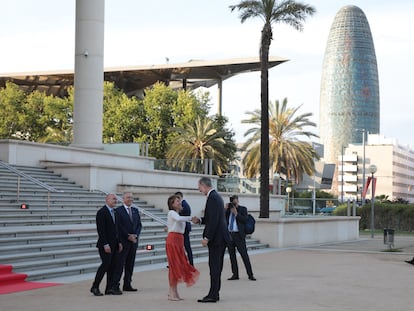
[319,5,379,164]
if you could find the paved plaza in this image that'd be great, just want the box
[2,235,414,311]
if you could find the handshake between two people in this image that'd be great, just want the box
[191,216,201,224]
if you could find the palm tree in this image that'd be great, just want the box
[230,0,316,218]
[166,116,236,176]
[241,98,319,212]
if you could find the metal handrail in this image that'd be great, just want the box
[0,160,64,218]
[100,191,167,226]
[0,160,63,193]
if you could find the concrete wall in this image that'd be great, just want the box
[43,162,203,194]
[253,216,360,248]
[0,140,154,170]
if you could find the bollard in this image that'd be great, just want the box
[383,228,395,249]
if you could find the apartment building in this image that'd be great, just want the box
[338,134,414,202]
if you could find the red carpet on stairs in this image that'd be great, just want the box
[0,264,61,294]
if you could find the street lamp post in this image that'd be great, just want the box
[286,186,292,213]
[369,164,377,239]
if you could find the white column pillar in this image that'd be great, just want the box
[217,79,223,116]
[72,0,105,149]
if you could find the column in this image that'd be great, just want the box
[72,0,105,148]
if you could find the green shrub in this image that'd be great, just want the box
[357,203,414,232]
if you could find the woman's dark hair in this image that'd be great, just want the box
[167,194,180,210]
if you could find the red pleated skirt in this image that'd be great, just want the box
[165,232,200,286]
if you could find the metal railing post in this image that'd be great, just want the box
[17,176,21,203]
[47,191,51,219]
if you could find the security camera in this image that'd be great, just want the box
[83,50,89,57]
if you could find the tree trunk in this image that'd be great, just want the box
[259,24,271,218]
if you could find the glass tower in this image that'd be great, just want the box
[319,5,379,164]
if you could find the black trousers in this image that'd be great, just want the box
[227,232,254,278]
[92,246,117,290]
[206,243,226,299]
[114,241,138,288]
[183,231,194,266]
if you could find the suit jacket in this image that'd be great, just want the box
[226,204,248,239]
[201,190,231,245]
[179,199,192,234]
[116,205,142,245]
[96,205,118,248]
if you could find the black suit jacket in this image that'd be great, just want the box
[226,204,248,239]
[116,205,142,245]
[201,190,231,245]
[179,199,192,234]
[96,205,118,249]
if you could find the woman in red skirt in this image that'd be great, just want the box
[166,194,200,301]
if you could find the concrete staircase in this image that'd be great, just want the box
[0,163,269,281]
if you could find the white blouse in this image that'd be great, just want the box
[167,210,192,234]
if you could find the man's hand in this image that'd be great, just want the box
[103,244,112,253]
[201,237,208,247]
[191,216,200,224]
[128,234,138,243]
[231,207,238,216]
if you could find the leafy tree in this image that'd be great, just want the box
[230,0,316,218]
[166,115,237,175]
[0,82,26,139]
[242,98,318,185]
[24,90,73,142]
[103,81,145,143]
[102,82,213,160]
[141,83,212,159]
[0,82,72,142]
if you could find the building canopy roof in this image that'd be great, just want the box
[0,56,288,97]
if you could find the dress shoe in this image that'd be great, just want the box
[105,288,123,295]
[227,275,239,280]
[90,287,103,296]
[249,276,257,281]
[405,259,414,265]
[123,286,138,292]
[197,297,217,303]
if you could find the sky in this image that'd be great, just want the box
[1,0,413,147]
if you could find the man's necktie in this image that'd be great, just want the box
[110,209,115,223]
[229,213,235,231]
[128,206,133,221]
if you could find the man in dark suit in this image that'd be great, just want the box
[225,195,256,281]
[193,177,231,303]
[113,192,142,293]
[175,191,194,266]
[90,193,122,296]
